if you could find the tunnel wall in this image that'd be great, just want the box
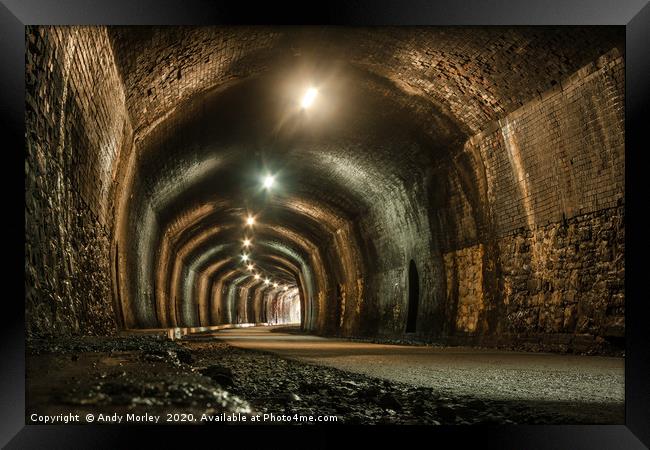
[356,177,446,337]
[25,26,131,336]
[25,27,624,353]
[265,288,301,324]
[439,48,624,350]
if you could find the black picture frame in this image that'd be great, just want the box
[3,1,649,448]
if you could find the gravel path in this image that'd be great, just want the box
[25,329,624,425]
[211,326,624,405]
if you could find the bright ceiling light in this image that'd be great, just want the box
[247,264,254,271]
[241,254,249,262]
[273,282,279,288]
[246,215,255,226]
[254,274,260,280]
[301,87,318,109]
[243,238,251,247]
[264,278,270,285]
[283,286,288,291]
[263,174,275,189]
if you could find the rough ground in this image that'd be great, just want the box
[214,326,624,406]
[26,335,251,424]
[26,331,624,425]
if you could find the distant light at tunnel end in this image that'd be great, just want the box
[301,87,318,109]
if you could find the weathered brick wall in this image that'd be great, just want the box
[107,27,622,139]
[359,176,446,337]
[25,26,131,336]
[476,49,624,234]
[440,48,625,349]
[443,245,485,333]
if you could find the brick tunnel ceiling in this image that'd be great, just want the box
[105,26,623,333]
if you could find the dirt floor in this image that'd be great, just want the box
[25,328,624,425]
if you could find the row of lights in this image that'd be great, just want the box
[239,174,288,292]
[232,87,318,293]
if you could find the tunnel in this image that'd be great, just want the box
[25,25,625,425]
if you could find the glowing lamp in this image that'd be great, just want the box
[301,87,318,109]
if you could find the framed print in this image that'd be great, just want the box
[3,0,649,448]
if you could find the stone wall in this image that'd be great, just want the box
[25,26,131,336]
[499,207,624,338]
[443,245,485,334]
[439,48,625,351]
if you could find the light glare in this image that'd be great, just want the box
[301,87,318,109]
[246,215,255,226]
[263,175,275,189]
[243,238,251,247]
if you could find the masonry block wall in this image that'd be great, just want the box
[25,26,131,336]
[438,48,625,350]
[25,26,624,354]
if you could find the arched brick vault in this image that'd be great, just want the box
[115,68,456,335]
[26,25,625,346]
